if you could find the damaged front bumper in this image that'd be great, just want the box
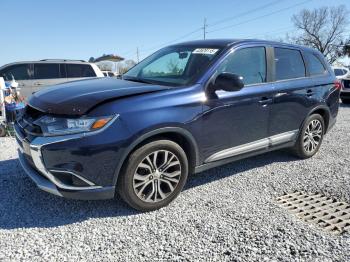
[15,125,115,200]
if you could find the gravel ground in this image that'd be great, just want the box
[0,105,349,262]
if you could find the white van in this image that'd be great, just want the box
[0,59,104,99]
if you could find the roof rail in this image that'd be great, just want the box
[40,59,86,62]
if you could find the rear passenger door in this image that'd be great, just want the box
[269,47,313,138]
[65,64,97,82]
[33,63,68,93]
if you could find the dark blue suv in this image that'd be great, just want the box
[15,39,340,211]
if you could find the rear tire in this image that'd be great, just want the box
[341,98,350,104]
[291,114,325,159]
[118,140,188,212]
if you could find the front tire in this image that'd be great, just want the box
[118,140,188,212]
[292,114,325,159]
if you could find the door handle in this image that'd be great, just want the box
[259,97,273,105]
[306,89,313,97]
[34,82,43,86]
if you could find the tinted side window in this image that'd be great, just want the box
[305,53,327,76]
[217,47,266,85]
[34,63,60,79]
[274,48,305,81]
[59,64,67,78]
[0,64,31,80]
[66,64,96,78]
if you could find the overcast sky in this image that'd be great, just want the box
[1,0,349,66]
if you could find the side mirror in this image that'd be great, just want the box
[212,72,244,93]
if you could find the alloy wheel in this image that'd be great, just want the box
[133,150,181,203]
[303,119,323,153]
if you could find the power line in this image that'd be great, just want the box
[138,31,203,60]
[139,27,202,55]
[208,0,285,28]
[126,0,288,58]
[118,27,202,59]
[207,0,313,34]
[246,26,295,38]
[121,0,312,60]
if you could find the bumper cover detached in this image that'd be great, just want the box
[18,150,63,197]
[15,125,116,200]
[18,150,115,200]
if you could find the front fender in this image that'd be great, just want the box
[111,126,200,185]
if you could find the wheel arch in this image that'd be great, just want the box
[307,106,330,133]
[112,127,200,185]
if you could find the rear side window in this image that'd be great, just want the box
[0,64,31,80]
[66,64,96,78]
[216,47,267,85]
[304,53,327,76]
[274,48,306,81]
[34,63,60,79]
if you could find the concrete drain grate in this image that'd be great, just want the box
[276,191,350,234]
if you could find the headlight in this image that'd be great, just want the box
[34,115,117,136]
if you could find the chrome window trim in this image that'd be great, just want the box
[202,44,270,88]
[205,130,298,163]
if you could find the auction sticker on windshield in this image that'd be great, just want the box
[192,48,219,55]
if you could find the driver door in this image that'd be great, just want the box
[200,46,274,162]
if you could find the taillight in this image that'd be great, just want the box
[334,80,343,90]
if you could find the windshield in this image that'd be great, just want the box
[123,46,223,86]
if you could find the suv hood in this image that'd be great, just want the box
[28,78,170,116]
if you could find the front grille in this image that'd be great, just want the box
[17,106,44,136]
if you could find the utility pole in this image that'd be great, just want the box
[136,47,140,63]
[203,18,207,40]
